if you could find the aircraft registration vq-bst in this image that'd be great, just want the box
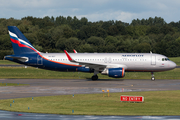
[5,26,176,80]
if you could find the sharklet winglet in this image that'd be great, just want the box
[73,49,77,53]
[64,50,76,62]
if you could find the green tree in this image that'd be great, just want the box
[87,36,105,46]
[107,25,119,36]
[78,43,95,52]
[56,38,67,51]
[133,43,151,53]
[105,36,118,45]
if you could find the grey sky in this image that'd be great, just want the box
[0,0,180,23]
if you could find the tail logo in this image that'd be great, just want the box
[8,31,39,53]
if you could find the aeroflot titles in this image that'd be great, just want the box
[122,55,144,57]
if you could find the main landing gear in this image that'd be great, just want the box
[92,75,98,80]
[151,72,155,81]
[91,71,99,81]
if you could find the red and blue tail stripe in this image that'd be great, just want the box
[8,26,39,55]
[7,26,81,67]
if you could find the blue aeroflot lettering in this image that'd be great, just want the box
[122,55,144,57]
[4,26,176,81]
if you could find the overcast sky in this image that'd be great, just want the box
[0,0,180,23]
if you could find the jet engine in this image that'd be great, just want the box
[101,68,125,78]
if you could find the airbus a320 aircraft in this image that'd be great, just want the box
[5,26,176,81]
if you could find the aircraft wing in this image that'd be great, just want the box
[64,50,127,71]
[64,50,106,70]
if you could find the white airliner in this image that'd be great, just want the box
[5,26,176,81]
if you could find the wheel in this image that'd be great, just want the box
[92,75,98,80]
[151,77,155,81]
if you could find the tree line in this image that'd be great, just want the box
[0,16,180,59]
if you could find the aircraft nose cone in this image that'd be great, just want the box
[171,62,176,69]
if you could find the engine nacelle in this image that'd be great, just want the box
[102,68,125,78]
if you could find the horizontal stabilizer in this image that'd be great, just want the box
[5,55,29,62]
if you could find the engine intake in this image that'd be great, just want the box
[102,68,125,78]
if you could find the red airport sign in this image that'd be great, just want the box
[120,95,144,102]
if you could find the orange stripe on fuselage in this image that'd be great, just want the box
[39,53,82,67]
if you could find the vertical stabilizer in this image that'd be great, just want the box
[8,26,39,55]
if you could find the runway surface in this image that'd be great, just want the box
[0,79,180,99]
[0,79,180,119]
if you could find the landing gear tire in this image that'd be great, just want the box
[92,75,98,81]
[151,77,155,81]
[151,72,155,81]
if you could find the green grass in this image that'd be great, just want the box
[0,67,179,79]
[0,91,180,115]
[0,83,28,86]
[169,57,180,66]
[0,60,19,65]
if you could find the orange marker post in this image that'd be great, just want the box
[102,90,105,97]
[107,90,109,97]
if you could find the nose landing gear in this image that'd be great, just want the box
[151,72,155,81]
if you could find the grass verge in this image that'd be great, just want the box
[0,83,28,86]
[169,57,180,66]
[0,60,19,65]
[0,91,180,115]
[0,67,179,79]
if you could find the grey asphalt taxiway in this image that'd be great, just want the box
[0,79,180,120]
[0,79,180,99]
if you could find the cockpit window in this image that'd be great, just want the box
[165,58,170,61]
[162,58,170,61]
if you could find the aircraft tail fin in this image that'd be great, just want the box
[8,26,39,55]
